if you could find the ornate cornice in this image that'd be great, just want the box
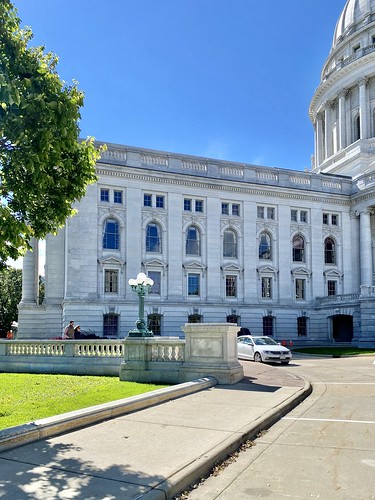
[96,167,352,207]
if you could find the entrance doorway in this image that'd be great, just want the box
[332,315,353,342]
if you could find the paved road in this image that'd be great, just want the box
[187,354,375,500]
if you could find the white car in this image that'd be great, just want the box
[237,335,292,364]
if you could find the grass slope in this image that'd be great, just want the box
[0,373,168,430]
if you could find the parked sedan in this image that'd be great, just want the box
[237,335,292,364]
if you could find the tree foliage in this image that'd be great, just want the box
[0,1,103,265]
[0,266,22,336]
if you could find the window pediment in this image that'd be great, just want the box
[257,265,278,275]
[221,264,243,273]
[183,261,207,275]
[98,257,124,267]
[323,269,343,280]
[143,259,167,269]
[291,267,312,278]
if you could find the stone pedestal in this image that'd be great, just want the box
[179,323,244,384]
[119,324,244,385]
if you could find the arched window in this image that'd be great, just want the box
[354,114,361,141]
[223,229,237,258]
[292,234,305,262]
[259,232,271,260]
[324,237,336,264]
[186,226,200,256]
[103,219,119,250]
[146,223,161,252]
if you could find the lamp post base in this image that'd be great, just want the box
[128,318,153,337]
[128,329,154,338]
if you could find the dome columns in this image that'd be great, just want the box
[337,88,350,150]
[357,77,370,140]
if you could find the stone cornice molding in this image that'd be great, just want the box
[309,50,375,120]
[96,168,352,207]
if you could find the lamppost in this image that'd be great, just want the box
[128,272,154,337]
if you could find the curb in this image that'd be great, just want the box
[147,377,312,500]
[0,376,217,453]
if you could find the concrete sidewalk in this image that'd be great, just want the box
[0,363,310,499]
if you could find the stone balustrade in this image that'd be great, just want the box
[315,293,360,306]
[0,338,181,376]
[2,325,243,385]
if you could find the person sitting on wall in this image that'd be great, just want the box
[63,320,75,339]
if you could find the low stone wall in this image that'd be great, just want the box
[1,324,244,385]
[0,340,124,376]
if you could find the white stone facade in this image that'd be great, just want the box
[18,0,375,347]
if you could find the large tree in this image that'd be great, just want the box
[0,1,102,266]
[0,266,22,337]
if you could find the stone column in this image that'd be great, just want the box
[316,112,325,166]
[21,238,39,304]
[323,101,332,158]
[358,77,369,140]
[338,89,348,149]
[358,209,373,286]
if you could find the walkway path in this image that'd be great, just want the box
[0,362,308,499]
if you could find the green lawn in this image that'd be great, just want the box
[0,373,168,431]
[293,347,375,356]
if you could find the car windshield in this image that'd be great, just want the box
[253,337,278,346]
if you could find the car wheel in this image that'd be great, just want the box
[254,352,262,363]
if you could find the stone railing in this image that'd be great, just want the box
[315,293,360,306]
[2,324,243,385]
[149,339,185,362]
[1,339,124,358]
[0,338,181,376]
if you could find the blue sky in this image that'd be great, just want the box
[13,0,345,170]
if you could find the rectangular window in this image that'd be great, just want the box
[184,198,192,211]
[297,317,307,336]
[257,206,264,219]
[263,316,273,336]
[188,314,202,323]
[227,315,239,324]
[225,275,237,297]
[148,314,161,335]
[300,210,307,223]
[261,277,272,298]
[103,314,118,337]
[144,194,152,207]
[323,213,329,225]
[327,280,337,296]
[114,190,123,204]
[195,200,203,213]
[148,271,161,295]
[267,207,275,220]
[232,204,240,216]
[295,279,305,300]
[291,209,298,222]
[156,195,164,208]
[331,214,338,226]
[188,273,200,296]
[104,270,118,293]
[222,203,229,215]
[100,188,109,202]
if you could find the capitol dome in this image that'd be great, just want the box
[333,0,375,48]
[310,0,375,177]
